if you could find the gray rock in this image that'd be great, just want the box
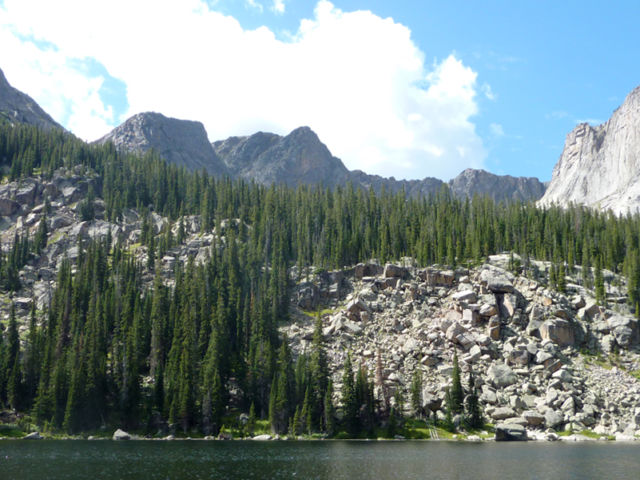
[453,290,477,304]
[539,86,640,214]
[252,434,272,441]
[113,429,131,440]
[487,363,517,388]
[495,423,528,441]
[540,319,574,347]
[522,411,545,426]
[0,198,20,216]
[544,410,565,430]
[97,112,229,177]
[479,267,515,293]
[491,407,517,420]
[23,431,44,440]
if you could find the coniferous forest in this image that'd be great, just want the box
[1,122,640,437]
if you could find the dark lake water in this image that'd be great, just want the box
[1,440,639,480]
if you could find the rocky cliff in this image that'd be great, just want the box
[450,169,546,203]
[540,86,640,214]
[0,67,63,131]
[95,112,229,177]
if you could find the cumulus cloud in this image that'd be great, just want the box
[0,0,486,180]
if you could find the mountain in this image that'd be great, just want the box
[540,86,640,214]
[213,126,350,187]
[96,112,229,177]
[213,127,546,201]
[0,65,545,201]
[0,67,64,131]
[449,168,546,203]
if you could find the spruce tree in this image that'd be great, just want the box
[450,351,464,414]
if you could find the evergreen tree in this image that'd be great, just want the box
[410,369,423,418]
[341,353,358,435]
[450,351,464,414]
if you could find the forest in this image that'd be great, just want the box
[0,122,640,437]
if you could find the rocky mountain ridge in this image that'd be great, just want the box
[0,67,64,132]
[540,86,640,214]
[95,112,229,177]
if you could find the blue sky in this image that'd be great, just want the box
[1,0,639,181]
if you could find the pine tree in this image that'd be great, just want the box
[450,351,464,414]
[410,369,423,418]
[464,371,483,430]
[341,353,357,435]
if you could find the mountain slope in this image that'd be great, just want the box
[0,67,64,131]
[96,112,229,177]
[540,86,640,214]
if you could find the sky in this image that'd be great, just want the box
[1,0,639,182]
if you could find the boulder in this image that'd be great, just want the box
[0,198,20,216]
[113,429,131,440]
[252,434,272,441]
[24,431,44,440]
[479,303,498,317]
[487,363,517,388]
[607,315,638,347]
[480,267,515,293]
[453,290,477,304]
[487,316,501,341]
[491,407,517,420]
[383,264,407,278]
[495,423,528,441]
[540,319,574,347]
[422,269,455,287]
[544,410,565,430]
[522,411,545,426]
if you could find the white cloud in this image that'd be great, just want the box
[0,0,486,181]
[481,83,496,100]
[489,123,504,137]
[245,0,264,13]
[272,0,286,14]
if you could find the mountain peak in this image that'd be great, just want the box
[0,66,64,131]
[540,84,640,214]
[96,112,228,177]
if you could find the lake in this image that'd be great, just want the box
[1,440,639,479]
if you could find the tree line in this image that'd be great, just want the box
[1,121,640,436]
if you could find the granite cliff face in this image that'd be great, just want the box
[0,67,63,131]
[96,112,229,177]
[450,169,546,203]
[540,86,640,214]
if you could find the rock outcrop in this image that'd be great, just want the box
[0,67,64,131]
[96,112,229,177]
[450,169,546,203]
[540,86,640,214]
